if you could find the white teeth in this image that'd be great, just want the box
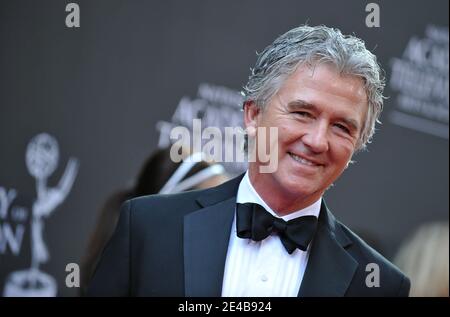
[289,153,317,166]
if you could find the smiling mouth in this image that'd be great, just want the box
[288,152,322,167]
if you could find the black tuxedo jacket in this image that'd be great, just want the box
[87,175,410,297]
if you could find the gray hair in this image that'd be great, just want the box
[243,25,385,151]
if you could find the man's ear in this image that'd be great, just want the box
[243,101,259,137]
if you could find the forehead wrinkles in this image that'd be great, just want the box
[280,64,368,105]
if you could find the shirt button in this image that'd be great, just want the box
[260,275,268,282]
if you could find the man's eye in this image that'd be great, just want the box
[294,111,312,118]
[335,123,350,134]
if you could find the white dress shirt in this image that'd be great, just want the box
[221,172,322,297]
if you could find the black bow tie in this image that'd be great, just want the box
[236,203,318,254]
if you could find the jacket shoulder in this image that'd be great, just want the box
[121,189,205,232]
[336,221,410,296]
[126,174,243,222]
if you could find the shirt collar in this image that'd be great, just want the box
[236,171,321,222]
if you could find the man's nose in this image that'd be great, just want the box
[302,121,329,153]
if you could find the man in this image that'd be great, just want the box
[87,25,410,296]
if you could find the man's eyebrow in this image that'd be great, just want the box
[286,99,316,110]
[286,99,360,132]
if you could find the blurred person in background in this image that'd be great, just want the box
[80,147,228,295]
[394,222,449,297]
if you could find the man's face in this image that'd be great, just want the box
[245,63,368,212]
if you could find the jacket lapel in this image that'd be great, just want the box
[183,176,358,297]
[183,175,243,296]
[298,201,358,297]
